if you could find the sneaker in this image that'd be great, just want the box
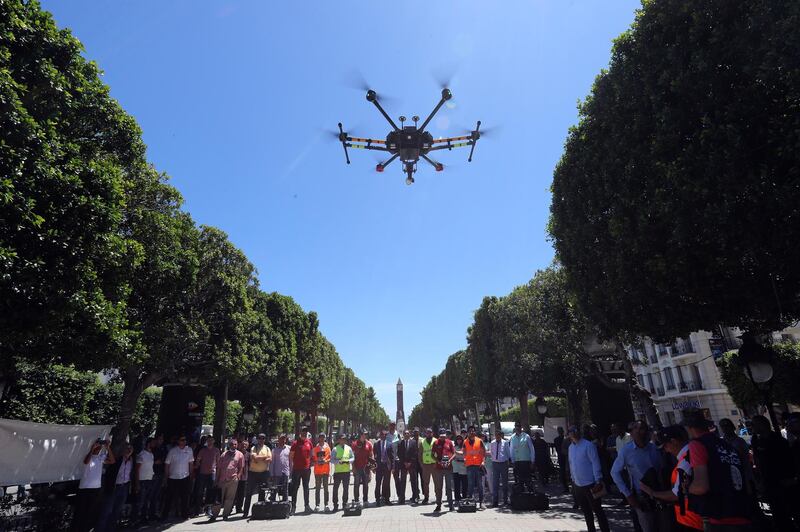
[324,505,330,512]
[314,505,319,512]
[333,504,339,512]
[449,503,454,511]
[434,504,441,513]
[421,497,429,504]
[305,506,312,514]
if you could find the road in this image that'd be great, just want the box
[147,477,635,532]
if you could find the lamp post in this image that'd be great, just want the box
[535,396,548,427]
[737,333,781,434]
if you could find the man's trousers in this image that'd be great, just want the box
[332,472,350,506]
[432,468,453,507]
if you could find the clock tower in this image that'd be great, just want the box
[396,378,405,432]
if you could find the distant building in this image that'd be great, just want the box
[396,378,405,431]
[625,326,800,425]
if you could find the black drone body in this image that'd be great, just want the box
[337,88,482,185]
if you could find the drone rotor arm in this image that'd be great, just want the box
[427,140,473,151]
[369,98,400,131]
[420,153,444,172]
[346,143,390,151]
[376,153,400,172]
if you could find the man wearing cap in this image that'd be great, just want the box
[431,429,456,512]
[312,433,331,512]
[241,433,271,518]
[637,425,702,531]
[352,430,373,505]
[611,420,663,532]
[418,428,438,504]
[373,430,394,506]
[683,409,753,530]
[489,429,511,507]
[568,425,610,532]
[510,421,536,492]
[330,434,354,512]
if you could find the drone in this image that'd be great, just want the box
[336,88,482,185]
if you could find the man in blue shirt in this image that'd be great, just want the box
[489,430,510,507]
[568,426,609,532]
[509,422,536,492]
[611,420,663,532]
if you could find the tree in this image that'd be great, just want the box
[0,0,145,375]
[466,297,504,425]
[106,181,202,446]
[717,342,800,409]
[549,0,800,341]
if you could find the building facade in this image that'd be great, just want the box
[627,326,800,425]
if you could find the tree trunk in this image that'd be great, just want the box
[310,406,318,437]
[293,410,301,437]
[617,344,662,428]
[565,386,585,428]
[213,380,228,444]
[518,392,530,431]
[258,404,270,435]
[110,368,159,454]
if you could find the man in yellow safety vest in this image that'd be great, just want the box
[330,434,354,512]
[418,427,437,505]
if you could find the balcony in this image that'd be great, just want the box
[671,339,696,356]
[649,354,658,364]
[677,380,703,392]
[657,345,669,357]
[656,386,665,396]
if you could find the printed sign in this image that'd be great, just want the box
[672,399,702,410]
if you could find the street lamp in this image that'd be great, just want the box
[535,396,548,416]
[737,333,780,434]
[535,396,548,429]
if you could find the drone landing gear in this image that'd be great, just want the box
[404,162,416,186]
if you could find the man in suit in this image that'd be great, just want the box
[373,430,394,506]
[397,430,416,504]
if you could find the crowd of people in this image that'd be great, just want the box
[69,410,800,531]
[560,409,800,532]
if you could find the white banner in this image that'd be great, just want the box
[0,418,112,486]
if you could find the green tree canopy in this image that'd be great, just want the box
[717,342,800,409]
[1,0,146,367]
[549,0,800,340]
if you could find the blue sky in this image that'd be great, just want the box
[43,0,641,418]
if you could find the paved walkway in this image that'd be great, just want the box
[145,478,635,532]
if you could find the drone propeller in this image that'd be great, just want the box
[457,123,501,139]
[342,69,399,104]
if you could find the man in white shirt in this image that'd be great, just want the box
[73,439,115,532]
[489,430,510,507]
[160,435,194,520]
[132,437,157,524]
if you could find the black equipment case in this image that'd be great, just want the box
[251,500,292,520]
[457,499,477,513]
[343,501,362,516]
[510,490,549,511]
